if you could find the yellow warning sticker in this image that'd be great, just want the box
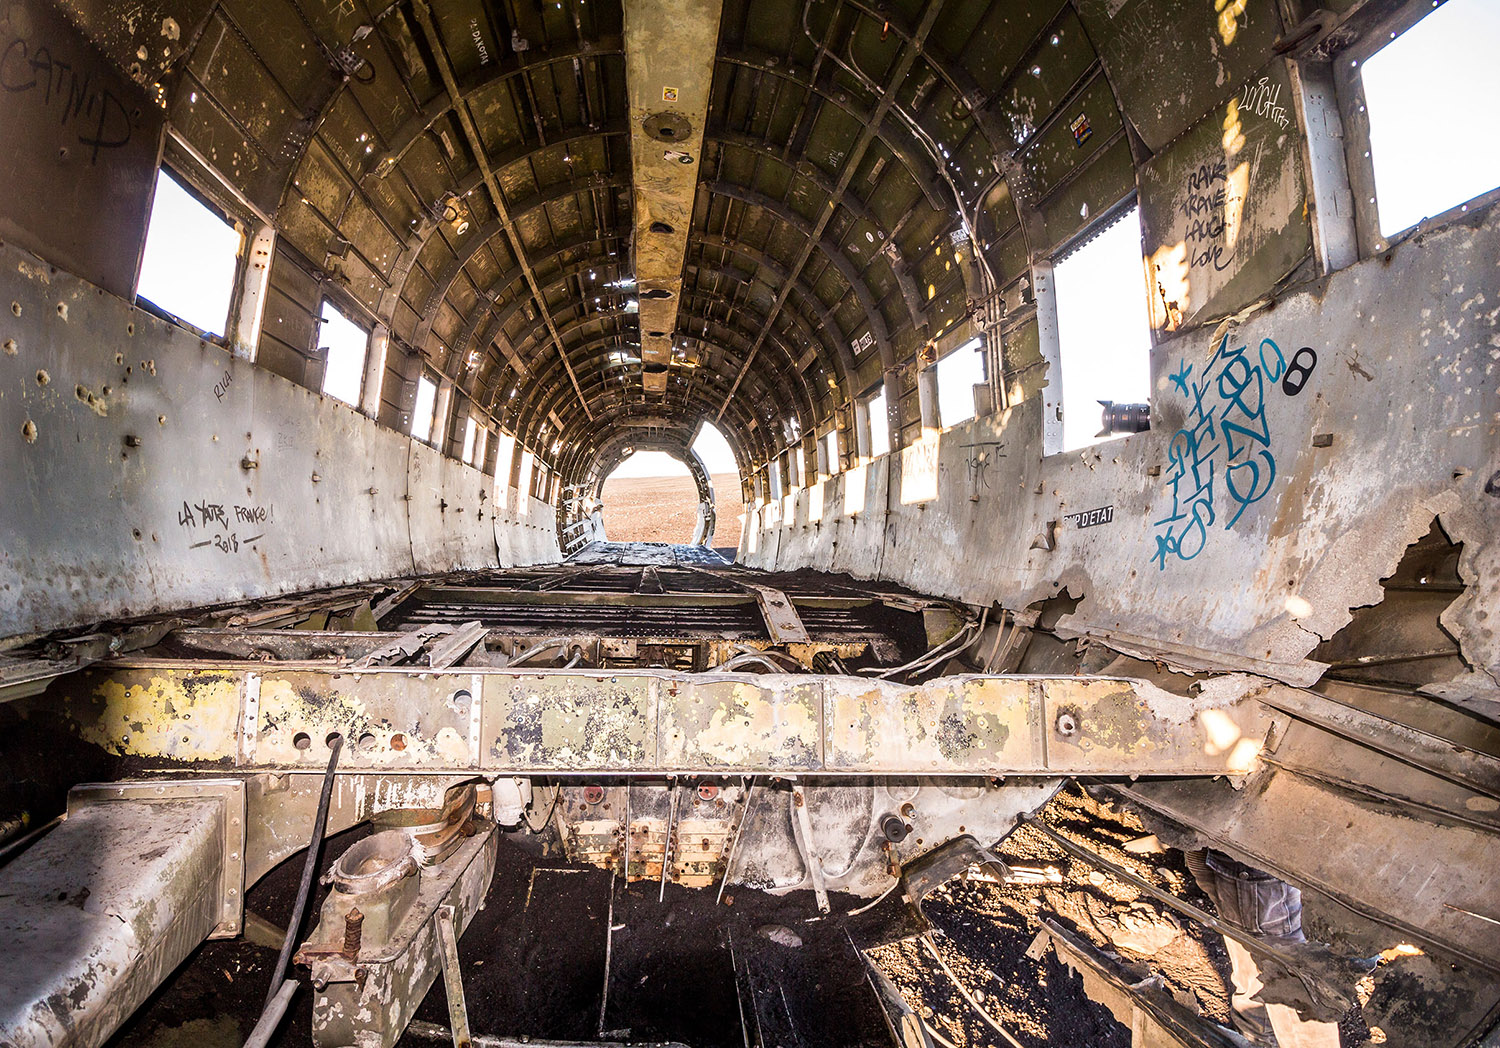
[662,86,679,102]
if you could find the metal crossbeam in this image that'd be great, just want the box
[57,667,1272,777]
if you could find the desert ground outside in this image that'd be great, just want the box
[600,472,744,550]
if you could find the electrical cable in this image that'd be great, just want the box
[522,782,562,834]
[261,733,342,1012]
[243,979,299,1048]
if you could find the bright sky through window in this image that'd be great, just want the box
[692,422,737,474]
[1362,0,1500,237]
[937,337,985,428]
[411,375,437,442]
[608,450,689,480]
[1054,206,1152,452]
[824,429,841,474]
[319,302,368,406]
[607,422,739,478]
[868,390,890,457]
[136,170,240,337]
[462,416,479,465]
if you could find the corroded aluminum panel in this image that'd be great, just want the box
[1139,60,1312,334]
[753,206,1500,699]
[55,664,1272,776]
[825,676,1040,772]
[408,441,498,573]
[0,241,562,639]
[0,789,226,1048]
[252,671,481,770]
[659,676,822,771]
[0,0,163,299]
[483,672,657,770]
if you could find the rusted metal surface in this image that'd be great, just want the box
[622,0,723,391]
[0,780,238,1048]
[1118,768,1500,973]
[56,663,1272,775]
[304,828,497,1048]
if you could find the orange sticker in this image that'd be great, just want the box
[662,86,679,102]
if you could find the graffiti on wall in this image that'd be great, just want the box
[1149,333,1316,570]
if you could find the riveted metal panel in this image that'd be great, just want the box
[0,240,564,639]
[660,675,822,771]
[52,663,1275,776]
[1139,60,1311,335]
[251,670,481,770]
[483,671,657,770]
[825,675,1042,773]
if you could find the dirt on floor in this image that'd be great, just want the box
[601,472,743,548]
[868,782,1235,1048]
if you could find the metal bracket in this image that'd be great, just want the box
[434,907,472,1048]
[902,834,1010,909]
[68,778,247,938]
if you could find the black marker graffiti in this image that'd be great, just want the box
[1179,160,1234,273]
[0,35,133,163]
[177,497,272,553]
[213,369,233,403]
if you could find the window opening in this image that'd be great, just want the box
[462,416,480,465]
[136,168,241,337]
[936,337,985,429]
[1361,0,1500,237]
[867,389,890,457]
[319,301,369,407]
[1053,206,1152,452]
[411,375,438,442]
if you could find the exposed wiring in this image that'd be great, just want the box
[261,734,342,1013]
[507,639,567,667]
[522,782,562,834]
[716,654,786,673]
[861,607,988,680]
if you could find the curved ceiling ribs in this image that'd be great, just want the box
[170,0,1013,510]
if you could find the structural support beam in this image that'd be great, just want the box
[718,0,946,422]
[623,0,724,393]
[56,667,1272,777]
[410,0,593,421]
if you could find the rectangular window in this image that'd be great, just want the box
[462,416,480,465]
[411,375,438,442]
[937,337,985,429]
[1360,0,1500,237]
[1052,206,1152,452]
[517,451,534,501]
[495,432,516,498]
[319,301,369,407]
[136,168,241,338]
[824,429,841,474]
[867,390,890,458]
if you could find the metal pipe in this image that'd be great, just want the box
[0,814,63,867]
[243,979,299,1048]
[264,734,343,1010]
